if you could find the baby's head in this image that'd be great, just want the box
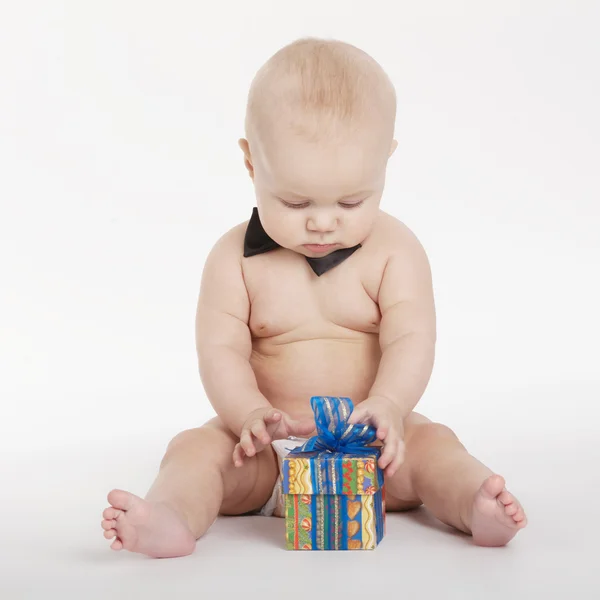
[239,38,398,256]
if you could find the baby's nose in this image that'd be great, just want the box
[307,213,337,232]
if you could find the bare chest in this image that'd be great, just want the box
[242,248,386,340]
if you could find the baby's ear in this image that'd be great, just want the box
[238,138,254,180]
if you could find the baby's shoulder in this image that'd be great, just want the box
[205,219,248,263]
[369,211,427,258]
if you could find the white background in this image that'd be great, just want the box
[0,1,599,598]
[1,0,598,452]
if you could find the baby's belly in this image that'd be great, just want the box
[250,332,381,424]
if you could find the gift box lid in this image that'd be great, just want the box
[282,450,383,496]
[281,396,385,496]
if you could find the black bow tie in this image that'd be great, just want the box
[243,207,361,276]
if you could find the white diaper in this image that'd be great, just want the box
[258,437,307,518]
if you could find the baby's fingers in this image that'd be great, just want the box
[264,410,282,424]
[347,405,369,426]
[348,407,387,437]
[240,429,256,457]
[387,440,406,478]
[372,416,390,441]
[233,443,245,468]
[378,429,399,471]
[251,420,271,446]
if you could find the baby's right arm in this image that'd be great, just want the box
[195,226,272,438]
[196,227,315,464]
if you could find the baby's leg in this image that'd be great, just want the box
[100,417,278,558]
[385,413,527,546]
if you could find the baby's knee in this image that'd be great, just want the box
[163,419,236,467]
[407,422,460,450]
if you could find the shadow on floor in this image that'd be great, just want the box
[391,506,472,543]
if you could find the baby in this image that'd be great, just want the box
[101,38,527,557]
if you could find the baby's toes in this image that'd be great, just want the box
[113,522,138,551]
[101,519,116,531]
[110,538,123,551]
[513,506,526,523]
[103,507,122,520]
[517,514,528,528]
[104,528,117,540]
[107,489,134,511]
[504,502,519,517]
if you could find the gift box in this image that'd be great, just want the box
[282,396,386,550]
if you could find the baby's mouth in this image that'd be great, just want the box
[303,243,339,253]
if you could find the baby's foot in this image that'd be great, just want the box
[101,489,196,558]
[469,474,527,547]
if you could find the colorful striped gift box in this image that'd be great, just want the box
[281,396,386,550]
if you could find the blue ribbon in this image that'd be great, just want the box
[288,396,377,456]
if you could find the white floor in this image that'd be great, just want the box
[2,431,598,600]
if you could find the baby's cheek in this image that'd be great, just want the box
[261,217,292,246]
[349,219,376,244]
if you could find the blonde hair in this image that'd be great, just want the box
[245,37,396,143]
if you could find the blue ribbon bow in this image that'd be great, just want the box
[288,396,378,456]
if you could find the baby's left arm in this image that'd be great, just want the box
[347,223,436,476]
[367,225,437,418]
[358,226,436,418]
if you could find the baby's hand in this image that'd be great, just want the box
[347,396,405,478]
[233,407,314,468]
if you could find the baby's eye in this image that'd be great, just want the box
[280,199,309,209]
[339,200,365,209]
